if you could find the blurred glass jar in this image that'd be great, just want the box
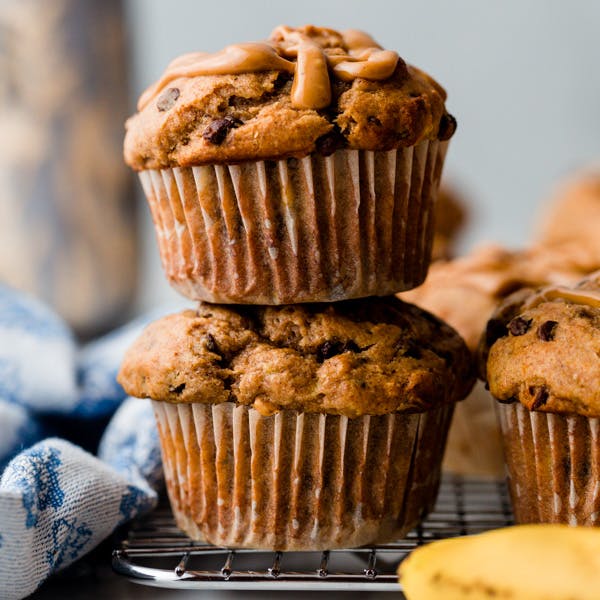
[0,0,137,337]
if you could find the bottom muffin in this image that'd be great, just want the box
[480,272,600,525]
[153,401,453,549]
[118,297,473,549]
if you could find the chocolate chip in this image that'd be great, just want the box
[530,386,549,410]
[317,339,360,362]
[315,128,344,156]
[156,87,180,111]
[485,318,508,347]
[202,116,242,145]
[438,112,457,141]
[395,56,409,79]
[508,316,532,336]
[537,320,558,341]
[204,333,219,355]
[367,115,382,126]
[169,382,186,394]
[339,340,360,354]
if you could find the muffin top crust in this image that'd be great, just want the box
[480,271,600,417]
[124,25,453,170]
[118,297,473,417]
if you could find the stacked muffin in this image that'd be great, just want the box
[118,25,473,550]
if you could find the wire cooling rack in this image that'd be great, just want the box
[112,477,512,592]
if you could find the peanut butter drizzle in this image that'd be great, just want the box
[138,25,399,112]
[523,285,600,311]
[291,42,331,109]
[138,43,295,110]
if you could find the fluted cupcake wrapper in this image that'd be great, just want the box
[152,401,453,550]
[139,140,448,304]
[497,401,600,526]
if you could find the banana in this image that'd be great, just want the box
[398,524,600,599]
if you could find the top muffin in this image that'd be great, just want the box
[124,25,454,170]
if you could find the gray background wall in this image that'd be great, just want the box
[125,0,600,309]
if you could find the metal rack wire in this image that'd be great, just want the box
[112,477,512,592]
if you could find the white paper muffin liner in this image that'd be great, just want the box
[497,401,600,526]
[139,139,448,304]
[152,401,453,550]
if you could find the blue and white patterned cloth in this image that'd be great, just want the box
[0,284,179,599]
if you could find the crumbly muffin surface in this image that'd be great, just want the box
[481,273,600,417]
[124,25,452,170]
[118,297,473,417]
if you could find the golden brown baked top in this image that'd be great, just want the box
[118,297,474,417]
[400,243,597,352]
[480,271,600,417]
[124,25,453,170]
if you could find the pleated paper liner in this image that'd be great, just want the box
[139,139,448,304]
[153,401,453,550]
[497,401,600,526]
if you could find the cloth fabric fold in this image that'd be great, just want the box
[0,286,178,599]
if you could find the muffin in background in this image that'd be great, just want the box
[400,242,597,477]
[480,271,600,525]
[537,171,600,260]
[431,184,468,261]
[118,297,473,550]
[124,25,456,304]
